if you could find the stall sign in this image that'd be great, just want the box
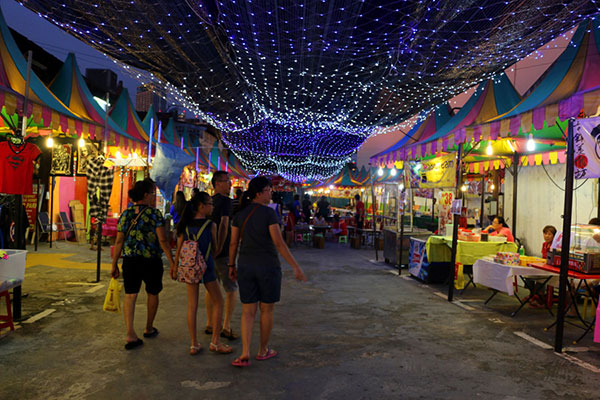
[438,190,453,235]
[23,183,38,226]
[573,116,600,179]
[419,154,456,188]
[450,199,463,215]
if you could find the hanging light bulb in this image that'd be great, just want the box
[399,183,404,191]
[46,135,53,148]
[329,184,334,190]
[132,152,138,158]
[486,141,493,156]
[461,184,467,192]
[116,150,122,159]
[490,183,495,191]
[390,168,397,176]
[78,137,85,148]
[377,167,383,176]
[527,133,535,152]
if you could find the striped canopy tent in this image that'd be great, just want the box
[411,18,600,170]
[333,165,362,187]
[371,102,453,167]
[226,152,250,179]
[110,88,150,152]
[49,52,145,149]
[0,8,99,137]
[401,72,522,160]
[141,104,169,146]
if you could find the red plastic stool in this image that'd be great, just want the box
[546,285,558,309]
[0,290,14,331]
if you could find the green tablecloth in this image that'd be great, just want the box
[425,236,519,266]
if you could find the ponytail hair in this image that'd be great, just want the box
[239,176,271,211]
[128,178,155,202]
[176,191,212,236]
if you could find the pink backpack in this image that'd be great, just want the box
[177,220,211,284]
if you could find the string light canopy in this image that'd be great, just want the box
[21,0,600,180]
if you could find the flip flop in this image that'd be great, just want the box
[143,327,159,338]
[124,338,144,350]
[190,345,202,355]
[256,348,278,361]
[205,327,213,335]
[232,357,251,367]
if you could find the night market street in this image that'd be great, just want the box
[1,242,598,400]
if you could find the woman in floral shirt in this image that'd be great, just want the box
[111,178,174,350]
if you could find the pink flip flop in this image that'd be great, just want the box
[232,357,251,367]
[256,348,278,361]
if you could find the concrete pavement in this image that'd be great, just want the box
[1,241,598,399]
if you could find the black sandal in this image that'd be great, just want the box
[124,338,144,350]
[143,327,159,338]
[220,329,238,340]
[205,327,213,335]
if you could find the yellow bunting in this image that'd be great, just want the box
[32,103,42,124]
[534,154,542,165]
[549,152,558,164]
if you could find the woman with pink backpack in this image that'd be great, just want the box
[171,192,233,355]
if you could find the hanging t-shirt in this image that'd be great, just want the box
[0,141,41,195]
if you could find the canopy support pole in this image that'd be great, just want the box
[448,145,463,302]
[479,175,485,227]
[369,164,378,261]
[554,118,575,353]
[512,153,519,238]
[397,169,406,275]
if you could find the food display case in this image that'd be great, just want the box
[547,224,600,273]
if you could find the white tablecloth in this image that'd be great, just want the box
[472,258,556,296]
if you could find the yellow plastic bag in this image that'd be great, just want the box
[103,278,121,313]
[454,262,465,290]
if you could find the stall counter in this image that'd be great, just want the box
[426,236,519,266]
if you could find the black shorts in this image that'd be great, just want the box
[122,257,163,295]
[237,263,282,304]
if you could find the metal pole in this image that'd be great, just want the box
[20,51,33,136]
[96,221,102,282]
[147,117,154,165]
[49,175,55,248]
[103,91,110,154]
[479,175,485,227]
[512,153,519,238]
[398,185,405,275]
[554,118,575,353]
[369,164,378,261]
[448,145,463,302]
[34,179,40,251]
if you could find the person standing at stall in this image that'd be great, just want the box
[301,194,312,223]
[206,171,238,341]
[228,176,306,367]
[355,194,365,230]
[111,178,174,350]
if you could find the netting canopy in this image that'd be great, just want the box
[21,0,600,180]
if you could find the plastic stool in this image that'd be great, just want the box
[0,290,14,331]
[295,233,303,242]
[338,235,348,244]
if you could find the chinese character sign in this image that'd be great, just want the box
[573,116,600,179]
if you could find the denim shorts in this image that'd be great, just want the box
[201,259,217,284]
[237,263,282,304]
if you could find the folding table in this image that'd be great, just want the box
[473,258,555,317]
[529,263,600,344]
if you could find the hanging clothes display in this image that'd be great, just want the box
[0,141,41,195]
[86,155,113,223]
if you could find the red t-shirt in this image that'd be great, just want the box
[356,201,365,216]
[0,141,41,195]
[542,241,551,259]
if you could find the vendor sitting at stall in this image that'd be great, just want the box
[542,225,557,259]
[314,214,326,225]
[331,214,348,237]
[483,216,514,242]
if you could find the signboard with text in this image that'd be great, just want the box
[438,190,453,235]
[574,116,600,179]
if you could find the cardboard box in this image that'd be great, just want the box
[68,200,86,243]
[351,236,361,249]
